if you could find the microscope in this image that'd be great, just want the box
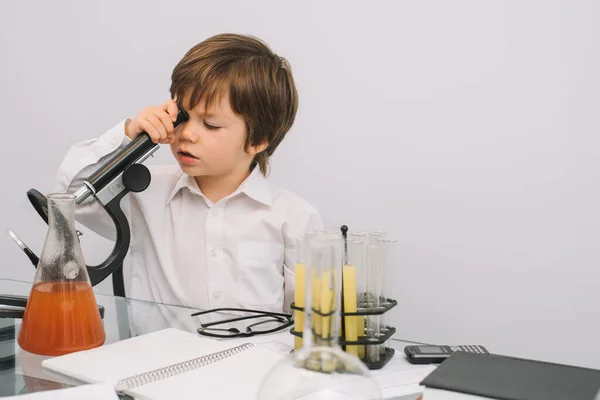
[2,108,189,318]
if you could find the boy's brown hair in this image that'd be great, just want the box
[170,33,298,176]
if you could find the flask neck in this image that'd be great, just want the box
[35,193,89,284]
[47,194,77,230]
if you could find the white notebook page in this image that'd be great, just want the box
[41,329,236,386]
[129,345,284,400]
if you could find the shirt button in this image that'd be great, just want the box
[210,246,221,257]
[109,138,117,148]
[213,291,221,300]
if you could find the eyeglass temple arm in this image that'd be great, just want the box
[191,307,292,319]
[246,318,287,330]
[201,313,287,328]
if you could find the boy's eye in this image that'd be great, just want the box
[203,121,220,130]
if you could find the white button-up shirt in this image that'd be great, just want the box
[54,120,323,313]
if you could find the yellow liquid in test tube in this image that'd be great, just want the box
[320,269,337,372]
[311,268,322,345]
[293,263,306,350]
[320,271,333,341]
[342,265,359,357]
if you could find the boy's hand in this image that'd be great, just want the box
[125,100,180,144]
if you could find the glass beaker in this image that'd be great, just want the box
[18,193,106,356]
[257,232,381,400]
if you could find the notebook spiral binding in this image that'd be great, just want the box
[114,342,255,392]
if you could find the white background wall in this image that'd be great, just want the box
[1,0,599,368]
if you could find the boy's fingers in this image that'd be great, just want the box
[140,119,160,143]
[162,100,180,122]
[144,114,167,143]
[156,109,175,135]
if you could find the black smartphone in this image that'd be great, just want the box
[404,344,489,364]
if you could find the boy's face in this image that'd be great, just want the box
[170,94,265,181]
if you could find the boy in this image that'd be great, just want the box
[54,33,322,313]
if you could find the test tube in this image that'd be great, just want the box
[300,232,320,351]
[368,231,386,244]
[293,233,312,350]
[324,226,343,234]
[348,232,368,359]
[308,237,322,346]
[305,232,343,348]
[325,227,345,264]
[343,239,363,357]
[318,233,343,348]
[299,232,344,373]
[365,243,381,363]
[377,238,397,356]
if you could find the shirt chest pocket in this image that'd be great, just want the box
[237,242,284,307]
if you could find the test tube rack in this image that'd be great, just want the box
[289,225,399,370]
[290,297,398,370]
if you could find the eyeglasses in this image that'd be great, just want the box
[191,307,293,339]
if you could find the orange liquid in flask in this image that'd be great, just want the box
[18,281,106,356]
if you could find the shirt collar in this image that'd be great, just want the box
[237,167,272,206]
[167,167,272,206]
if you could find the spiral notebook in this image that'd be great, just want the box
[41,328,284,400]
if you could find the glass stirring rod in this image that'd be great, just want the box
[7,229,39,266]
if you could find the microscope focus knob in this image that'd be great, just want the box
[122,164,151,193]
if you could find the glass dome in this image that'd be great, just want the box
[257,346,381,399]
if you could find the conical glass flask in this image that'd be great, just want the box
[18,193,106,356]
[257,232,381,400]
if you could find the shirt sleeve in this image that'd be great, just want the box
[53,119,132,240]
[282,204,324,313]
